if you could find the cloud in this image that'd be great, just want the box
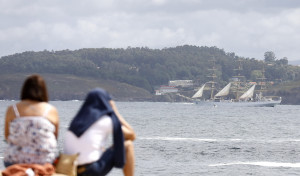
[0,0,300,61]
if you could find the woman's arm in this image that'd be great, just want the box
[110,100,136,141]
[4,106,14,140]
[48,106,59,139]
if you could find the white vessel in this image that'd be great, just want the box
[192,83,281,107]
[192,59,281,107]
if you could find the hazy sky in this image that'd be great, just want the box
[1,0,300,60]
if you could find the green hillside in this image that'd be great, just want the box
[0,73,153,101]
[0,45,300,104]
[269,81,300,104]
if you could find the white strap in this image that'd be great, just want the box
[12,104,20,118]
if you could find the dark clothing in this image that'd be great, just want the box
[78,148,115,176]
[4,161,14,167]
[69,88,125,169]
[69,88,113,137]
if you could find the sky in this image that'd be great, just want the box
[1,0,300,61]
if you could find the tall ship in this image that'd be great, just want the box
[191,59,281,107]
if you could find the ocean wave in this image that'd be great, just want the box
[139,137,300,143]
[139,137,240,142]
[209,161,300,168]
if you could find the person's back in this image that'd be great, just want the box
[63,88,135,176]
[5,103,57,164]
[64,115,112,165]
[3,74,59,167]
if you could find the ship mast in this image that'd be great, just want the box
[207,57,217,100]
[232,59,245,100]
[256,62,267,100]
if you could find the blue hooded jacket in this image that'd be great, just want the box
[68,88,125,168]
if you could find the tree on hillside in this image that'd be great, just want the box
[276,57,288,66]
[264,51,276,63]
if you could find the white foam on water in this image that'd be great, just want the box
[139,137,300,143]
[209,162,300,168]
[71,100,80,102]
[181,102,194,105]
[139,137,241,142]
[140,137,216,142]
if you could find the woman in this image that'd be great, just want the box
[4,74,59,166]
[64,88,136,176]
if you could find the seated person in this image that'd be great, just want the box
[64,88,136,176]
[4,74,59,166]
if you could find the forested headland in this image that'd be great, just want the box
[1,45,300,104]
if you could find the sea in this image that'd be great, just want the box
[1,101,300,176]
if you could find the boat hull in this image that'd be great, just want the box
[194,100,281,107]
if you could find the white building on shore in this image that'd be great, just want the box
[169,80,193,87]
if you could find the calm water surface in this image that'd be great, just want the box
[1,101,300,176]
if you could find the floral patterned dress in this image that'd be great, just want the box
[4,104,57,164]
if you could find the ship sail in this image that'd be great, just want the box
[215,83,231,97]
[192,84,205,98]
[192,58,281,106]
[239,85,256,100]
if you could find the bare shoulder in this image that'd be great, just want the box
[44,102,59,124]
[6,105,13,112]
[5,105,15,120]
[47,103,58,112]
